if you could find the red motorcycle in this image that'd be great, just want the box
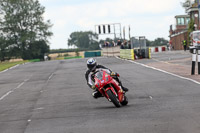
[93,70,128,107]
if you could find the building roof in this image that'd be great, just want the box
[175,15,190,18]
[186,7,198,13]
[170,30,188,38]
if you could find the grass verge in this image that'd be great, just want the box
[64,56,82,59]
[0,61,28,72]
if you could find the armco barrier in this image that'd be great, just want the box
[120,49,135,60]
[84,51,101,58]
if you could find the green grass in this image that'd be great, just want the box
[29,59,40,62]
[0,61,28,72]
[64,56,82,59]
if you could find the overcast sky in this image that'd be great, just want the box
[39,0,185,49]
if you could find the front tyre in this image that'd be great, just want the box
[107,89,121,108]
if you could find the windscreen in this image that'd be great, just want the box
[193,32,200,41]
[95,71,103,80]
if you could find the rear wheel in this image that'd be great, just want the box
[107,89,121,108]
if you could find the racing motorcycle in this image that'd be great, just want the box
[93,69,128,107]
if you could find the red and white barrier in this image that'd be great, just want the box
[150,46,166,53]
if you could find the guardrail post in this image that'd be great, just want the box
[191,48,196,75]
[198,47,200,75]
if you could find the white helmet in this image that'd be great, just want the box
[87,58,97,72]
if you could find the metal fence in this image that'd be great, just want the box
[131,36,149,58]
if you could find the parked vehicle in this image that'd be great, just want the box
[190,31,200,48]
[189,30,200,53]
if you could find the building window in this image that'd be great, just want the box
[186,18,190,25]
[177,18,185,25]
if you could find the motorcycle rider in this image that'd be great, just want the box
[85,58,128,99]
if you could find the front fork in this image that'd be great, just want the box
[105,86,124,102]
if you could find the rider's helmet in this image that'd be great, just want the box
[87,58,97,72]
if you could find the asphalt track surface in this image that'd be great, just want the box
[0,57,200,133]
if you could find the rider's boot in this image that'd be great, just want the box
[121,86,129,92]
[92,90,103,99]
[118,81,128,92]
[114,77,129,92]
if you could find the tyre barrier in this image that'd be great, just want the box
[155,47,158,52]
[150,46,166,53]
[162,47,166,51]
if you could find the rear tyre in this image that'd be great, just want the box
[107,89,121,108]
[121,96,128,106]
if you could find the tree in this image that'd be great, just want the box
[68,31,100,50]
[28,40,49,60]
[151,38,168,46]
[188,19,195,43]
[0,36,7,61]
[0,0,53,60]
[146,39,153,47]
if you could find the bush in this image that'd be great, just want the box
[75,49,80,56]
[64,53,69,57]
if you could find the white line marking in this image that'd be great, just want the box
[0,63,29,74]
[0,69,8,74]
[0,91,13,101]
[48,73,54,80]
[116,57,200,85]
[149,96,153,100]
[24,78,29,82]
[9,64,19,70]
[0,64,20,74]
[14,82,25,90]
[33,107,44,110]
[0,78,30,101]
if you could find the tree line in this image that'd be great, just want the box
[0,0,52,61]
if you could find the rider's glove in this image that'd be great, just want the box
[91,85,96,90]
[111,72,116,76]
[111,72,115,76]
[111,72,120,77]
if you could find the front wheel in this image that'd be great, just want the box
[107,89,121,108]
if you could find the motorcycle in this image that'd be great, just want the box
[93,69,128,107]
